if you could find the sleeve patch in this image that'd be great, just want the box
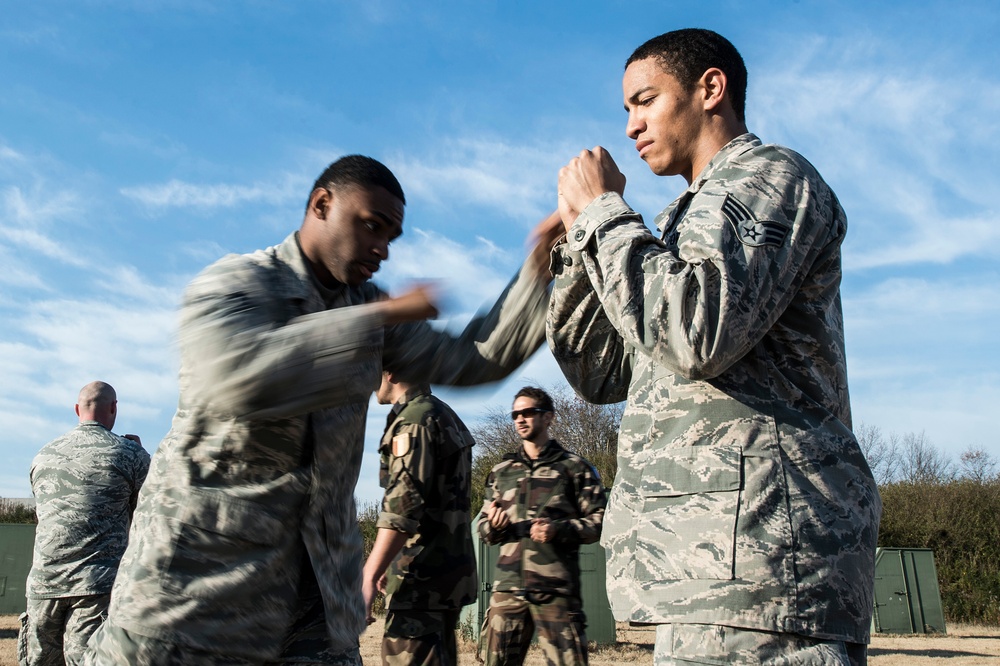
[391,433,411,457]
[721,194,789,248]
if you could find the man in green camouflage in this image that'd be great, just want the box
[85,156,562,665]
[477,386,607,666]
[362,371,477,665]
[19,381,149,666]
[547,29,881,665]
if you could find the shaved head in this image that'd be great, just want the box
[76,381,118,429]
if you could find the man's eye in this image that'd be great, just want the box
[639,96,655,106]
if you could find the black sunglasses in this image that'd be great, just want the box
[510,408,549,421]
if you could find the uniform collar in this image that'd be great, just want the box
[388,385,432,420]
[519,438,564,465]
[275,231,350,304]
[689,132,760,193]
[654,133,761,233]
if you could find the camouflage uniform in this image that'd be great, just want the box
[85,231,548,665]
[20,421,149,666]
[477,439,606,665]
[376,385,477,665]
[546,134,882,659]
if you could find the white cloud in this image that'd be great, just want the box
[377,227,515,314]
[753,34,1000,270]
[121,174,303,210]
[391,138,567,222]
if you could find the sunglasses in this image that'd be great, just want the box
[510,408,549,421]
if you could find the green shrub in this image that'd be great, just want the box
[879,479,1000,624]
[0,497,37,524]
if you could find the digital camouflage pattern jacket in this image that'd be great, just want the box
[377,386,476,610]
[546,134,881,643]
[478,439,606,599]
[28,421,150,599]
[103,232,548,661]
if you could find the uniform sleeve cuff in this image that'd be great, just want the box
[566,192,633,251]
[376,511,418,535]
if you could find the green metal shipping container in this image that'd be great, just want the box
[871,547,946,634]
[462,520,617,644]
[0,524,36,614]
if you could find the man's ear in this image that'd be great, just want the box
[699,67,729,112]
[74,404,81,418]
[308,187,333,220]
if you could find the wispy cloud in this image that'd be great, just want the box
[391,138,567,222]
[753,34,1000,270]
[121,173,303,210]
[376,225,546,322]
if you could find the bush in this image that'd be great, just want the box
[0,497,37,524]
[879,479,1000,624]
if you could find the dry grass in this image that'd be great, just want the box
[3,614,999,665]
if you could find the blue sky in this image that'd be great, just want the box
[2,1,998,504]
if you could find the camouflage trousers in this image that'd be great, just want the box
[382,608,460,665]
[18,593,110,666]
[83,621,363,666]
[653,624,868,666]
[479,591,588,666]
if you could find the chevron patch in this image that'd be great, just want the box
[721,194,789,248]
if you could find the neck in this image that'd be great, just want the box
[684,119,747,184]
[297,222,339,289]
[522,437,548,460]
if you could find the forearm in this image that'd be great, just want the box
[384,261,549,386]
[568,190,821,380]
[363,528,411,586]
[547,242,631,403]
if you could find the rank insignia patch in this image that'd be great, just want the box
[392,433,411,457]
[721,194,789,248]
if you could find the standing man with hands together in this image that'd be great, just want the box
[478,387,606,666]
[548,29,880,665]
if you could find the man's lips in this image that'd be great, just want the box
[359,262,380,278]
[636,140,653,158]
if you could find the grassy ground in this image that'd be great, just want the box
[4,614,999,665]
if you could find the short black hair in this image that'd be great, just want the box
[513,386,554,413]
[307,154,405,212]
[626,28,747,124]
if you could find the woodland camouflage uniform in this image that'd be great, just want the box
[477,439,606,665]
[547,134,881,659]
[377,385,477,665]
[20,420,149,666]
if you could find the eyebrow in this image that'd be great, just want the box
[624,85,655,110]
[372,210,403,239]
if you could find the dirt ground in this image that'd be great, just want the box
[2,614,998,665]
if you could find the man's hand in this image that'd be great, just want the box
[530,517,555,543]
[558,147,626,232]
[525,210,565,281]
[487,500,511,530]
[123,434,142,445]
[378,283,440,325]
